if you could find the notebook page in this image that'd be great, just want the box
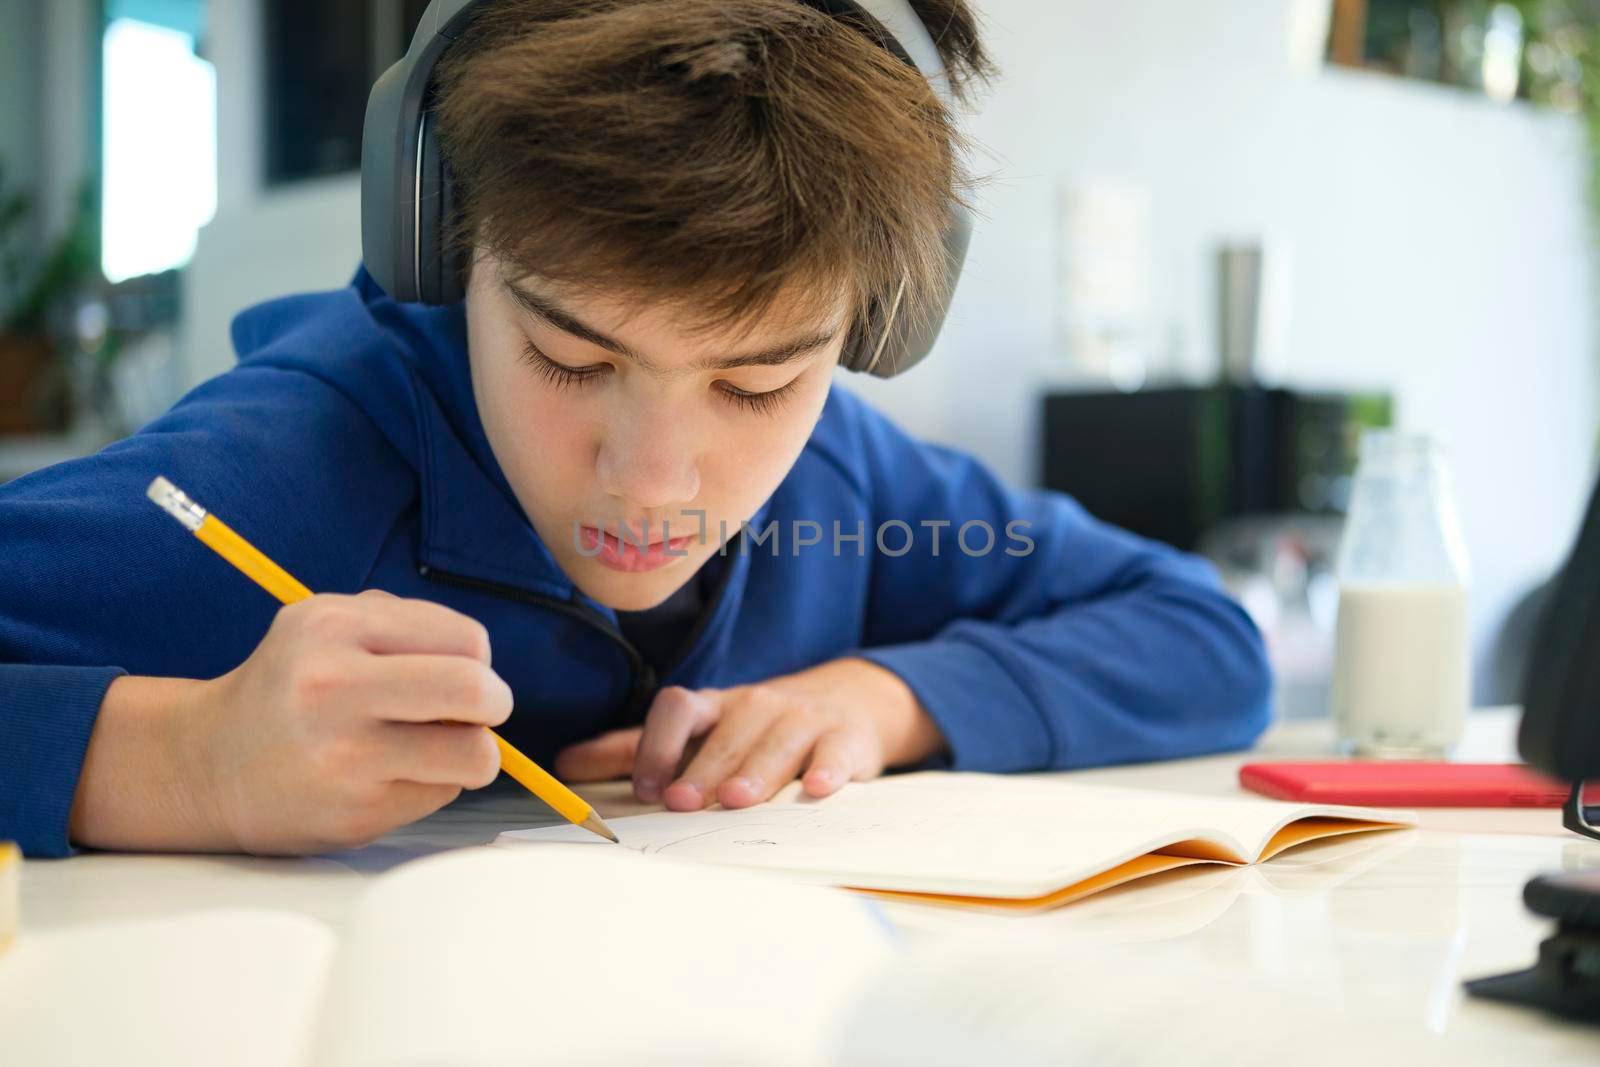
[498,773,1413,899]
[309,846,895,1067]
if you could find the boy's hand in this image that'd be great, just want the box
[553,658,947,810]
[72,591,511,855]
[143,591,511,855]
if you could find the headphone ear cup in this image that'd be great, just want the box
[838,202,973,379]
[435,154,467,304]
[839,303,881,375]
[361,49,415,301]
[415,111,465,305]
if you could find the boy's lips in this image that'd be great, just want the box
[578,525,695,573]
[583,521,685,546]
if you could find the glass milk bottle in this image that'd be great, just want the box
[1331,430,1471,757]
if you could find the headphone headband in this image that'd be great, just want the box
[361,0,970,378]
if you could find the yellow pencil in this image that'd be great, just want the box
[145,475,618,844]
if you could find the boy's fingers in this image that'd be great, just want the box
[342,593,494,663]
[801,730,863,798]
[633,687,721,803]
[665,698,775,811]
[554,727,642,782]
[349,655,513,726]
[718,715,822,808]
[380,721,503,789]
[322,779,464,849]
[371,779,466,834]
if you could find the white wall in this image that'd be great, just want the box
[209,0,261,215]
[182,0,1599,684]
[850,0,1599,687]
[180,172,360,386]
[181,0,365,389]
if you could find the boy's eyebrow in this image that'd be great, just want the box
[503,280,838,372]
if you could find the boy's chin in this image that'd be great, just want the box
[568,558,697,613]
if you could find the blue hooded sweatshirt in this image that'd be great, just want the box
[0,268,1273,857]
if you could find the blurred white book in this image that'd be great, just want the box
[0,847,893,1067]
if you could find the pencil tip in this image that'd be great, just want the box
[580,811,620,844]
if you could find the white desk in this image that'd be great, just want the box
[18,708,1600,1063]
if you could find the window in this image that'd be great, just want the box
[100,3,216,284]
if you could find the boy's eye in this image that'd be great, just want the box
[520,341,608,391]
[519,341,800,417]
[718,380,798,416]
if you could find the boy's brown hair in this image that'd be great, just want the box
[433,0,993,343]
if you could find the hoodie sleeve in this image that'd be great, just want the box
[837,391,1274,772]
[0,360,414,858]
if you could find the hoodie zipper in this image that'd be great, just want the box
[417,551,739,726]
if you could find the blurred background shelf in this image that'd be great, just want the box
[0,429,113,484]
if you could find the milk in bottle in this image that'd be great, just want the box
[1331,431,1471,757]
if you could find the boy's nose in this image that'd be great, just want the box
[594,429,701,512]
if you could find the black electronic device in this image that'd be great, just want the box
[1464,473,1600,1023]
[1465,869,1600,1022]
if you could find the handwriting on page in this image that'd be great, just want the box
[598,808,910,858]
[501,783,1183,877]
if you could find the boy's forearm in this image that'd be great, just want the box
[862,575,1272,773]
[68,676,230,853]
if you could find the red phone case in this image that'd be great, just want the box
[1238,761,1572,807]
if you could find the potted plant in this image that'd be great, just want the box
[0,162,98,435]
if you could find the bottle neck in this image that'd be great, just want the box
[1340,431,1470,585]
[1356,431,1446,482]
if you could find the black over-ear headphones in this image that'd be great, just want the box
[360,0,970,378]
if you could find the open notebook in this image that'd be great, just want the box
[0,848,895,1067]
[497,771,1416,912]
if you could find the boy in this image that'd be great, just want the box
[0,0,1271,859]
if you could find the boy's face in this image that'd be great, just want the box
[465,253,845,611]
